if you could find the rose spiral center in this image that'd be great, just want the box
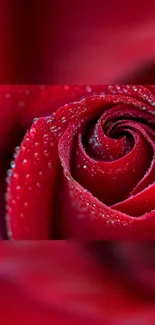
[71,105,155,208]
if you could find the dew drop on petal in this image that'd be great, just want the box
[48,162,52,169]
[23,159,28,165]
[11,161,15,169]
[7,169,12,177]
[44,150,49,156]
[13,173,19,179]
[34,153,39,158]
[33,118,38,123]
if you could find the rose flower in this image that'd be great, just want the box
[4,85,155,239]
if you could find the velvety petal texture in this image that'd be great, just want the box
[6,85,155,239]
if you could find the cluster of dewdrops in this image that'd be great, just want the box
[68,182,133,227]
[108,85,155,110]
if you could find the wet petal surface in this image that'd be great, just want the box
[7,85,155,239]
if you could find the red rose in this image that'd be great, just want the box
[6,85,155,239]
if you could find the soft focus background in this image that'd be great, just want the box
[1,0,155,83]
[1,241,155,325]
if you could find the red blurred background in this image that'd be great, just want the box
[1,241,155,325]
[0,241,155,325]
[1,0,155,83]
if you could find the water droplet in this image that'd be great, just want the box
[33,118,38,123]
[21,146,26,152]
[7,169,12,177]
[132,86,137,92]
[89,138,93,144]
[43,134,49,139]
[13,152,18,159]
[15,146,20,153]
[11,161,15,169]
[61,116,66,123]
[30,128,36,134]
[13,173,19,179]
[34,152,39,158]
[48,162,52,169]
[23,159,28,165]
[50,126,57,132]
[44,150,49,156]
[47,119,52,123]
